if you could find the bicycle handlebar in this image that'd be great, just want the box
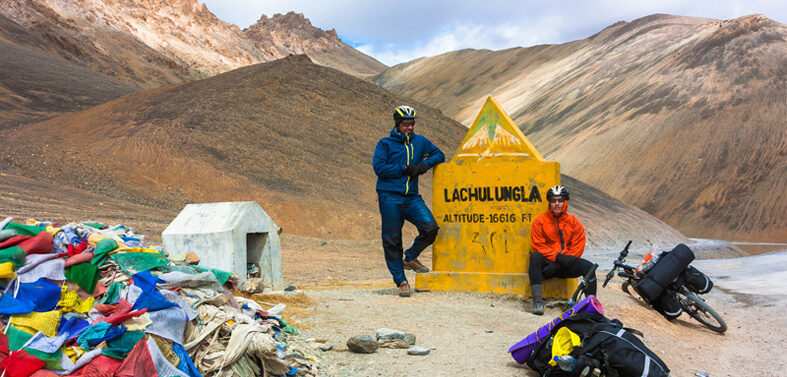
[603,240,633,288]
[619,240,632,260]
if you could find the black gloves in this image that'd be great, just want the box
[555,253,578,268]
[403,163,429,177]
[541,262,560,277]
[541,254,577,277]
[415,163,429,175]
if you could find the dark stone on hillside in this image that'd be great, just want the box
[346,335,378,354]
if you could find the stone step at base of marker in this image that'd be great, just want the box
[416,272,578,299]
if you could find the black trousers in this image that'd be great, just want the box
[529,252,597,295]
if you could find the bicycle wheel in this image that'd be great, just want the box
[622,281,645,300]
[622,282,633,295]
[677,289,727,333]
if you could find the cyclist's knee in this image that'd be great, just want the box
[530,252,545,265]
[421,222,439,240]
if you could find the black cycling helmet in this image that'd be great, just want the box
[546,185,569,201]
[393,105,417,123]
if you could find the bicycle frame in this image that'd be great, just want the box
[568,262,598,307]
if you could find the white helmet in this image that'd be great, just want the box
[547,185,569,200]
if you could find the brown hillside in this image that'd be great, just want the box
[0,55,461,240]
[0,15,141,129]
[373,14,787,243]
[0,173,176,243]
[1,0,385,89]
[0,55,687,247]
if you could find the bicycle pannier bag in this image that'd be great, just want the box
[650,288,683,320]
[682,265,713,294]
[637,244,695,302]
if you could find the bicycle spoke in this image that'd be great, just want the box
[678,290,727,333]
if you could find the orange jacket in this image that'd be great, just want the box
[530,206,586,262]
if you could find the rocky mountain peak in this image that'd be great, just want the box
[245,11,341,43]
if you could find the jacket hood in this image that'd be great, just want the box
[548,200,569,219]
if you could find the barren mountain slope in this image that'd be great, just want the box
[0,15,141,129]
[373,14,787,243]
[1,0,385,89]
[0,55,461,240]
[0,55,687,247]
[0,173,176,244]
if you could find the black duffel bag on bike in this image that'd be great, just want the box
[682,265,713,294]
[637,244,695,302]
[526,312,670,377]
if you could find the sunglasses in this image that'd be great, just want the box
[400,121,416,127]
[548,198,566,203]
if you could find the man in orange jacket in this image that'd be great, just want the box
[528,185,596,315]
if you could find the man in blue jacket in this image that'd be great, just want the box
[373,105,445,297]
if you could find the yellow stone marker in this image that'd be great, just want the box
[415,97,578,298]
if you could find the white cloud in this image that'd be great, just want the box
[354,17,568,66]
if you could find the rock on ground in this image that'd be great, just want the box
[239,277,266,294]
[346,335,378,354]
[407,346,431,356]
[376,328,416,345]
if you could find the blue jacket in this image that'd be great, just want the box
[373,127,445,195]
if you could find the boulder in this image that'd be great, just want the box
[347,335,378,354]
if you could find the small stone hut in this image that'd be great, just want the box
[162,201,283,290]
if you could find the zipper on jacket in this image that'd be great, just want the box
[405,135,412,195]
[557,217,565,251]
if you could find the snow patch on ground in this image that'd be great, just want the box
[692,249,787,308]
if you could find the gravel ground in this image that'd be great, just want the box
[2,174,783,377]
[278,249,787,377]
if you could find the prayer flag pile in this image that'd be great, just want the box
[0,217,314,377]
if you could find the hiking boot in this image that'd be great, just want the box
[532,299,545,315]
[403,258,430,273]
[399,282,412,297]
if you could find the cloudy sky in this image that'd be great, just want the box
[201,0,786,66]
